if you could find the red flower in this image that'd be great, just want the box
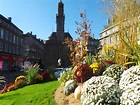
[0,84,7,94]
[75,64,93,83]
[41,71,47,77]
[6,83,14,88]
[104,60,115,65]
[0,83,14,94]
[98,60,115,75]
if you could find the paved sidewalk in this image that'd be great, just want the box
[0,70,26,84]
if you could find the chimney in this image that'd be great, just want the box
[8,17,12,22]
[91,34,94,39]
[107,18,111,25]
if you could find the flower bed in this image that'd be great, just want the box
[55,64,140,105]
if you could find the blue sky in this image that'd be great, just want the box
[0,0,108,40]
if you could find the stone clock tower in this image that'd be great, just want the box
[44,0,72,67]
[56,0,65,41]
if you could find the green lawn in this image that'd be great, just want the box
[0,81,60,105]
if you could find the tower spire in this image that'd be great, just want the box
[58,0,64,15]
[56,0,65,40]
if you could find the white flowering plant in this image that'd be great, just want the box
[120,80,140,105]
[119,66,140,105]
[81,76,121,105]
[119,66,140,92]
[103,64,126,83]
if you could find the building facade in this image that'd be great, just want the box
[99,23,119,48]
[24,32,44,66]
[44,0,72,67]
[0,14,26,70]
[99,18,140,56]
[86,36,99,56]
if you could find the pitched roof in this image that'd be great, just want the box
[48,32,72,41]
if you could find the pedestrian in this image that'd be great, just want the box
[58,58,61,68]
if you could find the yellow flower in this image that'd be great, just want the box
[97,54,101,59]
[50,74,54,80]
[90,63,99,73]
[15,76,26,83]
[90,63,98,68]
[36,75,43,81]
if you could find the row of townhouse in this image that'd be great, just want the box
[99,17,140,53]
[0,14,44,70]
[99,0,140,50]
[99,23,119,49]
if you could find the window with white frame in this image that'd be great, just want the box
[13,35,16,43]
[104,38,106,45]
[116,34,119,41]
[110,36,113,43]
[137,26,139,32]
[126,31,129,37]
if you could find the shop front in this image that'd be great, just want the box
[0,53,27,70]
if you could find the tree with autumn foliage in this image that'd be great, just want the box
[64,11,93,66]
